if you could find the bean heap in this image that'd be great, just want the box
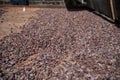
[0,8,120,80]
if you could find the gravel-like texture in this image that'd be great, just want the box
[0,8,120,80]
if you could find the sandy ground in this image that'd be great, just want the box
[0,7,39,39]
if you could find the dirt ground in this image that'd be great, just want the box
[0,7,39,39]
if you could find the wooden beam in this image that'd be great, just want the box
[110,0,115,20]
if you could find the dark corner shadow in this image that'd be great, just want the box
[63,0,87,11]
[114,20,120,28]
[66,6,88,11]
[63,0,94,11]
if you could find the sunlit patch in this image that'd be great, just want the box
[23,7,26,12]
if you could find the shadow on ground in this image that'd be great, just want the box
[0,9,7,17]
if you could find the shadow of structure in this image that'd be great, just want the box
[115,21,120,28]
[64,0,120,27]
[64,0,87,11]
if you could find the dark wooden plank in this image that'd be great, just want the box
[92,0,113,19]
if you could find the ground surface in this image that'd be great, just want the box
[0,7,39,39]
[0,7,120,80]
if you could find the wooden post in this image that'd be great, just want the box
[110,0,115,20]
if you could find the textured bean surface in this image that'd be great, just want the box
[0,8,120,80]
